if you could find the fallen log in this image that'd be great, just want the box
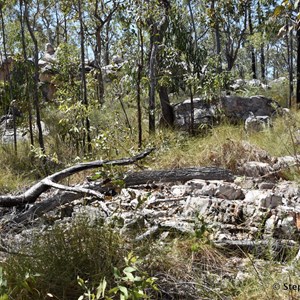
[124,167,234,186]
[0,148,155,207]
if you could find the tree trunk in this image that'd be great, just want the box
[19,0,34,146]
[260,44,265,81]
[0,4,16,152]
[257,2,265,82]
[215,24,222,73]
[296,17,300,107]
[78,0,91,153]
[137,25,143,148]
[148,34,157,134]
[287,17,294,108]
[211,0,222,73]
[158,86,174,127]
[248,1,257,79]
[24,0,45,154]
[95,26,105,104]
[124,167,234,186]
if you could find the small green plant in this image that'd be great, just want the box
[78,252,158,300]
[0,267,8,300]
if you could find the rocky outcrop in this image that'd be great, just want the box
[2,159,300,256]
[173,95,280,131]
[1,156,300,298]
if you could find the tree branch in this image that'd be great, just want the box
[0,148,155,207]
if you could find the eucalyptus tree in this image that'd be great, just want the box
[0,1,17,151]
[274,0,299,106]
[85,0,120,104]
[23,0,45,154]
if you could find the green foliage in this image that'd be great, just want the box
[78,252,158,300]
[3,218,127,300]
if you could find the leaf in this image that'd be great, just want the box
[123,272,135,281]
[123,267,136,274]
[108,287,119,294]
[118,286,128,298]
[113,267,121,279]
[96,278,107,299]
[273,5,284,17]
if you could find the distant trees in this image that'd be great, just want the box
[0,0,299,157]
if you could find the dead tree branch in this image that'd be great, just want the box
[0,148,155,207]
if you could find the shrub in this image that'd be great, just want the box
[3,218,127,299]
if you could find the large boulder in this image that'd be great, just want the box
[172,95,280,131]
[173,98,218,131]
[220,95,280,122]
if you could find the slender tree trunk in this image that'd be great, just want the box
[260,44,265,81]
[248,1,257,79]
[95,27,105,104]
[55,2,60,46]
[19,0,34,146]
[103,19,111,66]
[21,8,33,144]
[215,25,222,73]
[0,4,16,152]
[24,0,45,154]
[211,0,222,73]
[287,17,294,108]
[296,13,300,107]
[78,0,91,153]
[257,2,265,81]
[187,0,197,46]
[158,86,173,127]
[64,14,68,43]
[137,25,143,148]
[148,37,157,134]
[189,87,194,135]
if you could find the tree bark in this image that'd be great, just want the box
[137,24,144,148]
[210,0,222,73]
[248,0,257,80]
[297,17,300,107]
[148,33,157,134]
[158,86,174,128]
[24,0,45,154]
[123,167,234,186]
[0,4,16,152]
[78,0,92,153]
[19,0,34,146]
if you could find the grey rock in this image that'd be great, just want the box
[185,179,206,189]
[221,95,280,122]
[160,219,194,233]
[171,185,192,197]
[183,196,212,216]
[173,98,217,131]
[258,182,275,190]
[215,183,245,200]
[238,161,273,177]
[244,112,272,133]
[264,194,282,209]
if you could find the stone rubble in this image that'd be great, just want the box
[2,168,300,298]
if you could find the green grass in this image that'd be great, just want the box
[3,218,128,300]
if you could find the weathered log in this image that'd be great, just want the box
[0,148,154,207]
[124,167,234,186]
[6,191,82,229]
